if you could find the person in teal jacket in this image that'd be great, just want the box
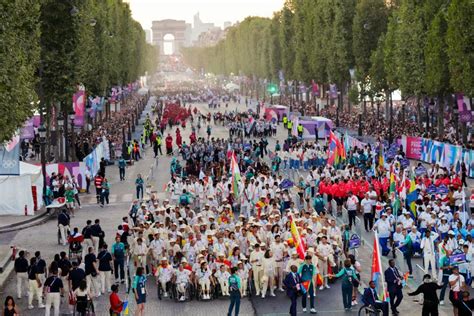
[228,267,241,316]
[332,259,360,311]
[313,193,326,214]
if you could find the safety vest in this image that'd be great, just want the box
[283,117,288,124]
[156,136,162,145]
[298,125,303,133]
[287,121,293,129]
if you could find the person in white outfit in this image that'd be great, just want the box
[420,230,439,279]
[215,264,231,296]
[197,262,212,299]
[261,250,277,298]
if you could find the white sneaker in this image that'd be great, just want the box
[279,288,284,292]
[39,304,45,308]
[28,305,34,310]
[440,300,444,305]
[319,286,324,291]
[303,307,307,313]
[270,293,276,297]
[310,308,317,314]
[164,292,168,298]
[325,284,330,289]
[180,296,185,301]
[261,294,265,298]
[351,300,357,306]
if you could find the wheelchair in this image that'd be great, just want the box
[195,280,217,301]
[73,296,94,316]
[174,281,194,302]
[157,280,175,300]
[68,234,83,264]
[358,304,381,316]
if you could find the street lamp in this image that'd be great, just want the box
[38,124,47,199]
[57,117,64,161]
[69,112,76,161]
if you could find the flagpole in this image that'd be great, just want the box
[374,231,387,300]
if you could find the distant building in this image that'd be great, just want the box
[194,27,228,47]
[223,21,232,29]
[145,29,152,44]
[190,12,216,45]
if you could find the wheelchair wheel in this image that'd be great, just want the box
[57,228,61,245]
[358,305,380,316]
[157,282,162,300]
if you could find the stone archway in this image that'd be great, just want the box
[151,19,186,55]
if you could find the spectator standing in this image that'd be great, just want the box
[14,250,29,299]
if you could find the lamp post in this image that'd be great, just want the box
[336,91,341,127]
[57,117,64,161]
[38,124,47,198]
[69,112,76,161]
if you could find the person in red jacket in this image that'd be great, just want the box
[176,129,182,148]
[165,134,173,155]
[109,284,123,316]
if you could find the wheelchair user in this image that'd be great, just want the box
[362,281,389,316]
[197,261,212,299]
[155,257,174,298]
[174,260,192,301]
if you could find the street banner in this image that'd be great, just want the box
[73,90,86,126]
[329,84,338,99]
[20,118,35,140]
[0,135,20,175]
[311,80,320,97]
[404,136,422,160]
[457,93,472,123]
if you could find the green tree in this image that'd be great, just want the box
[446,0,474,95]
[0,0,40,142]
[352,0,387,109]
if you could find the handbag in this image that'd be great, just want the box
[68,290,76,305]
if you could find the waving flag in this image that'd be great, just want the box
[406,174,418,217]
[289,214,306,259]
[328,131,346,166]
[371,232,388,301]
[230,152,242,199]
[378,143,385,170]
[123,300,129,315]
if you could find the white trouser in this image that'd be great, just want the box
[91,236,100,254]
[276,263,285,289]
[58,224,69,244]
[100,270,112,293]
[86,274,100,297]
[318,259,328,286]
[261,274,274,296]
[218,279,229,295]
[159,278,170,292]
[424,254,437,278]
[252,266,263,294]
[28,279,43,306]
[199,279,210,293]
[240,278,248,296]
[16,272,28,298]
[45,292,61,316]
[177,282,186,294]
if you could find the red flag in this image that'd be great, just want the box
[290,215,306,259]
[371,232,387,301]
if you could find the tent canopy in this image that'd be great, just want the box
[0,162,43,216]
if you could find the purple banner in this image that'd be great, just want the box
[329,84,338,99]
[20,118,35,140]
[457,93,472,123]
[73,90,86,126]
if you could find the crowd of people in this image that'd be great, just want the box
[6,85,474,316]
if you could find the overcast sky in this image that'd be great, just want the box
[129,0,285,29]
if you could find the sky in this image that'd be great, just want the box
[128,0,285,30]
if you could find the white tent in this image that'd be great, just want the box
[224,83,240,91]
[0,162,43,215]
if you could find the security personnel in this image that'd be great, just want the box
[297,124,303,138]
[287,120,293,136]
[282,115,288,128]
